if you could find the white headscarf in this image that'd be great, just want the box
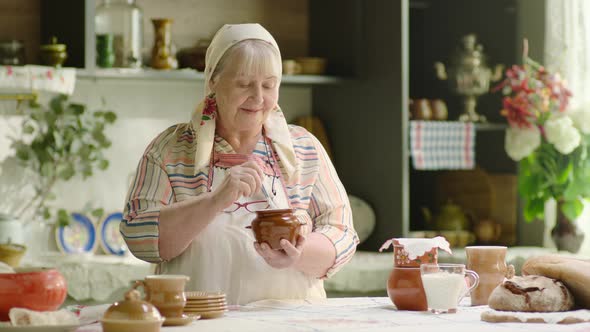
[191,23,297,183]
[204,23,282,96]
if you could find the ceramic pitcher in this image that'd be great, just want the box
[380,237,451,311]
[465,246,514,306]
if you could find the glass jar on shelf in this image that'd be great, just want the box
[95,0,143,68]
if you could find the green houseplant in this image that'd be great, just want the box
[8,94,117,226]
[495,41,590,252]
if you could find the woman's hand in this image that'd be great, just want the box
[254,235,306,269]
[212,160,263,210]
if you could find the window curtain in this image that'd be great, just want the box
[545,0,590,108]
[543,0,590,255]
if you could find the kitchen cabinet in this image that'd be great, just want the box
[408,0,519,246]
[35,0,539,251]
[311,0,539,250]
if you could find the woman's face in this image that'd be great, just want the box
[210,56,280,135]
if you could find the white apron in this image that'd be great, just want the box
[159,139,325,305]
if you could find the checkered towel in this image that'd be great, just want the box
[410,121,475,170]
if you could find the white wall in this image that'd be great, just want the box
[0,78,311,221]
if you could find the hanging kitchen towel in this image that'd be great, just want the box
[0,65,76,95]
[410,120,476,170]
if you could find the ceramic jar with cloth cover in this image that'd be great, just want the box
[380,237,452,310]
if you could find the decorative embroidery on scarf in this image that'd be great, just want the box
[201,93,217,126]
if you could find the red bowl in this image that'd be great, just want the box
[0,267,67,321]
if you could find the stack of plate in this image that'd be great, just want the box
[184,291,228,319]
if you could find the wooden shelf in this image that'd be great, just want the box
[475,123,508,131]
[408,120,507,131]
[76,68,349,85]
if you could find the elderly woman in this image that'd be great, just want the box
[121,23,358,304]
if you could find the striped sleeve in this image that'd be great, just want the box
[306,134,359,278]
[120,133,175,263]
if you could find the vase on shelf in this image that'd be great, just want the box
[150,18,178,70]
[551,201,585,253]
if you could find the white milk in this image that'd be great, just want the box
[421,272,465,311]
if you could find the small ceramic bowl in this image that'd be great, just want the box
[101,289,164,332]
[0,244,26,267]
[295,57,327,75]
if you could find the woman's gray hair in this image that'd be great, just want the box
[210,39,281,83]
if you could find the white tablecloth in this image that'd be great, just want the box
[75,297,590,332]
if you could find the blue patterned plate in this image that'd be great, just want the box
[98,212,126,256]
[55,213,97,254]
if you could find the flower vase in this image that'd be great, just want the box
[150,18,178,70]
[551,202,585,253]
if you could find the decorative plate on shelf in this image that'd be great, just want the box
[98,212,126,256]
[348,194,376,244]
[55,213,97,254]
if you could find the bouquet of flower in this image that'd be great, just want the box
[495,41,590,223]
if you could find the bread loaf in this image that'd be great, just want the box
[522,255,590,309]
[487,275,574,312]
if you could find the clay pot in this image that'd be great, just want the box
[430,99,448,121]
[409,99,432,120]
[248,209,302,250]
[387,267,428,311]
[386,238,443,310]
[177,39,210,72]
[0,267,67,321]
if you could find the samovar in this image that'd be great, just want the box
[435,34,503,123]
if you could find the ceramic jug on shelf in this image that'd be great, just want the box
[422,200,470,231]
[473,219,502,244]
